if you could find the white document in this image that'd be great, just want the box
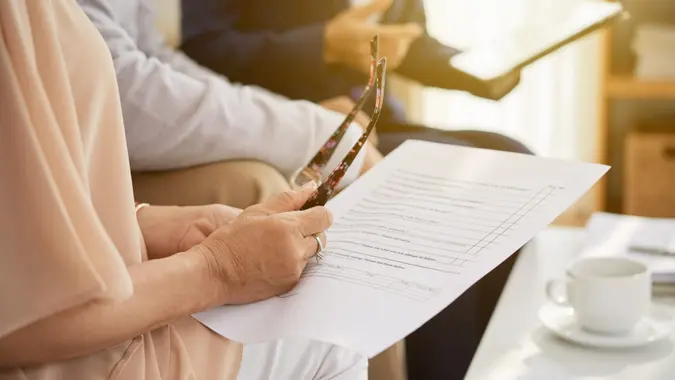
[582,212,675,282]
[195,141,608,357]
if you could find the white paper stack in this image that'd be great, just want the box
[582,213,675,294]
[633,24,675,79]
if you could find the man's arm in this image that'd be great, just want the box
[180,0,331,100]
[78,0,364,182]
[394,0,520,100]
[133,1,221,81]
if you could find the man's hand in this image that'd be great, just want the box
[318,99,384,176]
[320,96,378,146]
[137,204,241,260]
[483,70,521,100]
[320,96,371,128]
[324,0,422,73]
[361,140,384,175]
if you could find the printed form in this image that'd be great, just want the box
[195,140,609,357]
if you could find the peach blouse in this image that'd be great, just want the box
[0,0,240,378]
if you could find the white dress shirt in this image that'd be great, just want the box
[77,0,365,185]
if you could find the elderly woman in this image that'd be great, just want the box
[0,1,366,379]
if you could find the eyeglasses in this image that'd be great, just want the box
[291,36,387,211]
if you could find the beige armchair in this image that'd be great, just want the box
[152,1,407,379]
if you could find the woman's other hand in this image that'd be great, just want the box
[196,182,333,305]
[138,204,241,260]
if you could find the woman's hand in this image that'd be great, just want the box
[138,204,241,260]
[196,182,332,305]
[0,187,329,366]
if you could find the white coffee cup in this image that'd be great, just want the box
[546,257,651,335]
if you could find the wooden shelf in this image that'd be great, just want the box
[607,75,675,99]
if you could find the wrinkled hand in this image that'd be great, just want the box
[196,183,333,305]
[138,204,241,260]
[324,0,422,72]
[320,96,378,146]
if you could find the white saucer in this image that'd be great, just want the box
[538,301,674,348]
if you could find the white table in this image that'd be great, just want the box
[465,227,675,380]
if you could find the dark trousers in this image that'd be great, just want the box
[376,123,532,380]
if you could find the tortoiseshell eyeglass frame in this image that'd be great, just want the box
[290,35,381,191]
[298,56,387,211]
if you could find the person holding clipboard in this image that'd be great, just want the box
[181,0,623,378]
[180,0,530,156]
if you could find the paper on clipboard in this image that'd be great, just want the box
[450,1,625,81]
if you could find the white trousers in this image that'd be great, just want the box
[237,339,368,380]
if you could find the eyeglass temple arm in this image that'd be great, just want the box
[300,58,387,210]
[305,37,380,174]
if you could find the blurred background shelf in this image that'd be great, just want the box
[607,75,675,99]
[596,0,675,221]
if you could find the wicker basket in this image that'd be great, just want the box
[624,130,675,217]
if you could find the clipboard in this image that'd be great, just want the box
[450,1,627,81]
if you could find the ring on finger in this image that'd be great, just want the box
[313,234,325,265]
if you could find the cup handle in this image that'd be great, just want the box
[545,279,570,306]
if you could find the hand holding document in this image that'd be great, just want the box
[196,141,608,357]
